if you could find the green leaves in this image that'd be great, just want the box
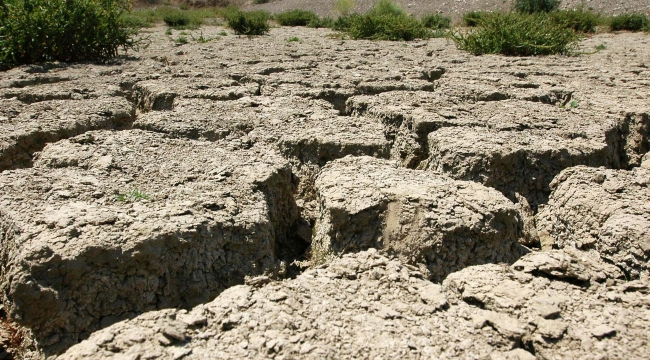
[452,12,580,56]
[275,9,319,27]
[0,0,140,69]
[610,13,649,32]
[226,9,270,36]
[335,0,431,41]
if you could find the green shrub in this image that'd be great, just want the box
[120,13,150,28]
[0,0,140,70]
[452,12,579,56]
[551,8,601,33]
[336,0,430,41]
[332,13,360,31]
[275,9,318,26]
[421,13,451,29]
[226,9,270,35]
[253,0,268,4]
[463,10,492,26]
[609,13,649,31]
[163,11,191,27]
[514,0,560,13]
[347,13,430,40]
[307,16,334,28]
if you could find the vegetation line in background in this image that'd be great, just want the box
[1,0,648,70]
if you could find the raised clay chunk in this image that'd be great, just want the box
[0,97,134,171]
[0,130,298,354]
[535,165,650,279]
[58,250,525,360]
[60,249,648,360]
[426,127,615,208]
[312,156,523,281]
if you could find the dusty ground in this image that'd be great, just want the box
[0,23,649,359]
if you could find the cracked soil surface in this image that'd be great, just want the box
[0,24,649,359]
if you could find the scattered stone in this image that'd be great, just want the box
[537,318,568,339]
[591,325,617,339]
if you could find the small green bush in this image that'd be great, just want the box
[120,13,150,28]
[307,16,334,28]
[336,0,430,41]
[452,12,579,56]
[0,0,140,70]
[275,9,319,26]
[163,12,191,27]
[609,13,649,31]
[551,8,601,33]
[347,13,430,40]
[332,13,360,31]
[226,9,270,35]
[463,11,492,26]
[253,0,268,4]
[514,0,560,13]
[421,13,451,29]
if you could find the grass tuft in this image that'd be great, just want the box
[609,13,649,32]
[335,0,430,41]
[275,9,319,26]
[452,12,580,56]
[421,13,451,29]
[514,0,560,13]
[115,189,150,202]
[550,8,602,33]
[127,6,221,29]
[226,9,270,35]
[463,10,492,26]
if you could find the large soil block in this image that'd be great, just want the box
[535,166,650,279]
[0,97,135,171]
[0,130,298,354]
[312,156,523,281]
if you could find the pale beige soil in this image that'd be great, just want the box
[0,23,649,359]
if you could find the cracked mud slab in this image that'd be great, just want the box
[0,97,135,171]
[0,130,298,354]
[312,156,523,281]
[536,165,650,280]
[61,249,650,360]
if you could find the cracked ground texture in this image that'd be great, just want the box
[0,24,648,359]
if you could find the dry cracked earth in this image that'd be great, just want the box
[0,25,649,360]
